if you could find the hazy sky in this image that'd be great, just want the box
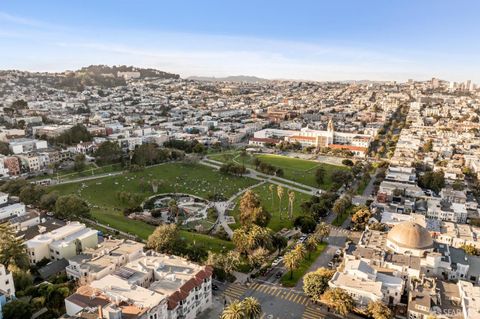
[1,0,479,82]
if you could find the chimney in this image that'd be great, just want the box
[97,305,103,319]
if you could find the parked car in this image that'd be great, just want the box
[212,284,219,290]
[275,272,283,279]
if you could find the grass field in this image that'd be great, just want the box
[280,242,328,287]
[50,163,254,252]
[208,151,348,190]
[32,163,123,182]
[228,183,311,232]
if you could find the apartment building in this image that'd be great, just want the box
[25,222,98,264]
[329,259,404,307]
[66,238,144,284]
[65,253,213,319]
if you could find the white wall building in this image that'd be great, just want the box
[25,222,98,264]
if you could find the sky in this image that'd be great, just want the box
[0,0,479,82]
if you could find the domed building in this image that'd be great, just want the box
[386,221,434,257]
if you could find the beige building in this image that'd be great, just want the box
[26,222,98,264]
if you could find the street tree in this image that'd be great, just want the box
[284,249,302,280]
[242,297,262,319]
[221,301,245,319]
[147,224,179,254]
[322,288,355,316]
[303,267,336,302]
[55,194,90,219]
[0,223,30,270]
[367,300,394,319]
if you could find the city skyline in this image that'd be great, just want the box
[1,0,480,82]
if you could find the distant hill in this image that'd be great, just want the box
[53,65,179,91]
[188,75,269,83]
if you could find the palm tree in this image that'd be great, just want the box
[277,186,284,219]
[293,243,306,260]
[288,191,295,220]
[284,249,301,280]
[314,222,331,243]
[305,236,318,259]
[269,184,275,208]
[168,199,179,220]
[242,297,262,319]
[221,301,245,319]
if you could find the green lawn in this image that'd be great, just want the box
[229,183,311,232]
[50,163,254,252]
[255,154,348,190]
[31,163,123,182]
[281,242,328,287]
[209,151,348,190]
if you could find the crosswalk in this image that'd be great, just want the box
[223,283,248,301]
[302,306,325,319]
[249,283,311,305]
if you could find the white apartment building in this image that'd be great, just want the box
[0,264,15,298]
[25,222,98,264]
[66,239,144,284]
[0,202,26,221]
[329,259,404,307]
[8,138,47,154]
[65,253,213,319]
[458,281,480,319]
[426,199,468,224]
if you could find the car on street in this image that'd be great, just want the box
[275,272,283,279]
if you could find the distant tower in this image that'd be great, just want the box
[326,118,335,145]
[327,118,334,133]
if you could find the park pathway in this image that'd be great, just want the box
[214,180,266,238]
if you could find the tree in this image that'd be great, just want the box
[239,190,261,226]
[10,265,33,291]
[418,171,445,194]
[422,139,433,153]
[39,191,59,211]
[242,297,262,319]
[55,194,90,219]
[94,141,122,165]
[284,249,302,280]
[303,267,336,302]
[342,159,354,166]
[277,186,284,219]
[351,206,372,231]
[315,167,326,185]
[271,234,288,253]
[19,184,46,205]
[332,195,351,217]
[314,222,330,243]
[288,191,295,220]
[147,224,179,254]
[293,215,316,234]
[221,301,245,319]
[462,244,478,256]
[233,225,273,256]
[248,247,269,268]
[269,184,275,208]
[0,223,29,270]
[2,299,33,319]
[367,300,394,319]
[322,288,355,316]
[331,170,353,187]
[207,251,240,278]
[0,141,10,156]
[305,236,318,259]
[74,153,86,171]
